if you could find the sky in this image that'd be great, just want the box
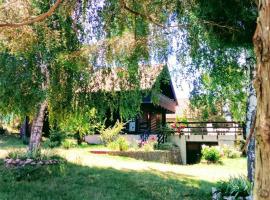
[78,2,193,100]
[166,15,192,100]
[167,54,191,99]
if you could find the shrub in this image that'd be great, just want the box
[139,135,157,152]
[108,141,119,150]
[62,139,77,149]
[59,108,103,145]
[222,145,242,159]
[156,142,174,150]
[128,139,140,150]
[227,149,242,159]
[108,136,129,151]
[100,121,124,146]
[141,142,155,152]
[8,150,28,160]
[201,145,222,163]
[48,129,65,148]
[158,125,174,137]
[117,137,129,151]
[216,176,251,198]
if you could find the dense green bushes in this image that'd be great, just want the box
[100,121,124,146]
[46,129,66,148]
[201,145,242,163]
[222,145,242,159]
[108,136,129,151]
[216,176,251,199]
[155,142,175,150]
[62,139,77,149]
[201,145,222,163]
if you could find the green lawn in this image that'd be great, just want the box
[0,135,247,200]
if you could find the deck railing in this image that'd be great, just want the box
[169,121,245,136]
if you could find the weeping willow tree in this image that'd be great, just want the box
[0,0,173,153]
[0,1,270,198]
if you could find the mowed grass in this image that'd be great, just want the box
[0,135,247,200]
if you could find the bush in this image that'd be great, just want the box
[139,135,157,152]
[128,139,140,150]
[108,136,129,151]
[8,150,28,160]
[222,145,242,159]
[62,139,77,149]
[158,125,174,137]
[216,176,251,198]
[141,142,155,152]
[227,149,241,159]
[108,141,119,150]
[156,142,175,150]
[48,129,65,148]
[100,121,124,146]
[201,145,222,163]
[59,108,103,145]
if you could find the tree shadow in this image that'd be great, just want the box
[0,134,26,149]
[0,157,215,200]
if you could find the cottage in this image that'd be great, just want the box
[85,64,178,143]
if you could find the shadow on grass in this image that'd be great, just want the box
[0,134,26,149]
[0,157,215,200]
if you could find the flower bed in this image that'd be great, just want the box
[4,158,60,167]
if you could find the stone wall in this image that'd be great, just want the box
[107,149,182,164]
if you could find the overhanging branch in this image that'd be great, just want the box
[120,0,238,32]
[0,0,62,28]
[119,0,166,28]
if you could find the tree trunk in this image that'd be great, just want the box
[28,56,50,153]
[245,61,257,183]
[20,116,30,144]
[20,116,28,138]
[253,1,270,199]
[76,131,83,145]
[28,100,48,153]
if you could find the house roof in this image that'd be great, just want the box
[82,64,178,113]
[87,64,164,92]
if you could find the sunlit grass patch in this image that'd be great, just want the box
[0,134,247,200]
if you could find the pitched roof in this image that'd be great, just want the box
[87,64,165,92]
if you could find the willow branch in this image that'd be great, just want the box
[0,0,62,28]
[119,0,167,28]
[200,19,239,32]
[120,0,238,31]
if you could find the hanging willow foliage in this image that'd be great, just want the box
[0,0,174,130]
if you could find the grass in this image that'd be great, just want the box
[0,134,247,200]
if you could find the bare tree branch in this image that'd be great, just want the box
[0,0,62,28]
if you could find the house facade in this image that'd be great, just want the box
[85,64,178,143]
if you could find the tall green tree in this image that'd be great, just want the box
[1,1,270,198]
[0,0,170,153]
